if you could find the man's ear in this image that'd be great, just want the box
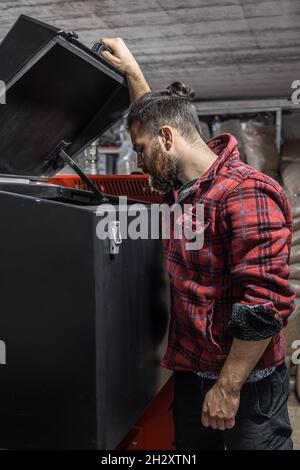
[159,126,173,151]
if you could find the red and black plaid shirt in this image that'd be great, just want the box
[161,133,296,373]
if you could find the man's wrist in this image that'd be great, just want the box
[126,64,151,101]
[126,63,143,79]
[217,374,244,394]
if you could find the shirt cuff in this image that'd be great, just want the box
[228,302,283,340]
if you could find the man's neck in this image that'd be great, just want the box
[177,140,219,185]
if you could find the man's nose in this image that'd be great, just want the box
[137,157,144,168]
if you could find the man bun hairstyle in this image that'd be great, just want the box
[166,81,195,100]
[127,81,200,143]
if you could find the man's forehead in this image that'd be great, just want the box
[130,121,143,138]
[130,123,149,145]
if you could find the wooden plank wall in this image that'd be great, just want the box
[0,0,299,99]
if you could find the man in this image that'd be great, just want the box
[100,38,296,450]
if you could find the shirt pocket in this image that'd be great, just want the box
[205,298,221,350]
[186,297,222,352]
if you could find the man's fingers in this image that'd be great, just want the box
[100,49,118,63]
[202,407,233,430]
[100,37,114,49]
[100,37,125,54]
[216,418,226,430]
[201,412,210,427]
[209,417,219,429]
[225,418,235,429]
[202,414,233,430]
[201,405,210,427]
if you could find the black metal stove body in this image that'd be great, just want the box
[0,15,169,449]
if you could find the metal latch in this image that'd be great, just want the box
[109,221,122,255]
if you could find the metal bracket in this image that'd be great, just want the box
[109,221,122,255]
[57,141,108,203]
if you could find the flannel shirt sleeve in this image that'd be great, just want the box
[219,179,296,341]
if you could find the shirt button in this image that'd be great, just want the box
[275,313,279,318]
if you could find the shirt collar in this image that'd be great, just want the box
[174,133,240,202]
[196,133,240,183]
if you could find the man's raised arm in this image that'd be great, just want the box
[99,37,150,102]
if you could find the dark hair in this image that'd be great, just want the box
[127,81,200,143]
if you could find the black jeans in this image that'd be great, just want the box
[173,362,293,450]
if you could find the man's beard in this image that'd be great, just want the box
[147,142,180,194]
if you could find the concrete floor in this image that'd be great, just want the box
[289,393,300,450]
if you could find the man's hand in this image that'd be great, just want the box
[99,37,139,75]
[201,381,240,430]
[98,37,150,102]
[201,337,272,430]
